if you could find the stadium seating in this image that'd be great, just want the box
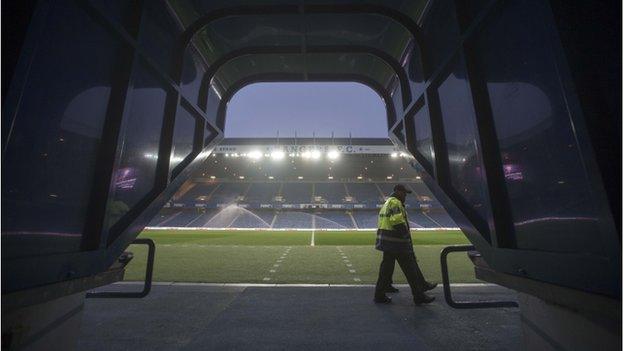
[272,211,313,228]
[281,183,313,203]
[426,210,457,227]
[229,210,275,228]
[147,181,457,229]
[313,211,354,229]
[314,183,346,203]
[164,210,203,227]
[182,183,218,202]
[245,183,280,203]
[210,183,249,204]
[352,210,379,229]
[346,183,383,205]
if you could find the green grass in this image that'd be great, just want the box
[123,229,476,284]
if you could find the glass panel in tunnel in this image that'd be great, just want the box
[105,62,169,236]
[421,0,461,73]
[392,121,406,145]
[436,55,491,238]
[409,100,435,175]
[137,0,182,76]
[473,0,604,254]
[2,1,124,258]
[180,47,207,106]
[406,40,425,96]
[170,102,198,173]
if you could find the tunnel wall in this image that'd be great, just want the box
[2,0,223,293]
[391,0,620,297]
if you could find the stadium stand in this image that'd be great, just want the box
[314,183,346,203]
[273,211,313,228]
[147,147,457,229]
[346,183,382,205]
[313,211,354,228]
[352,210,379,228]
[281,183,313,203]
[246,183,280,203]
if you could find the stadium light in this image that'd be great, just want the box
[210,175,216,179]
[327,150,340,160]
[416,176,421,180]
[271,150,285,160]
[311,150,321,160]
[268,176,274,180]
[357,175,363,180]
[298,176,304,179]
[247,150,262,160]
[301,151,311,159]
[390,152,398,158]
[239,176,245,179]
[328,176,334,180]
[386,175,393,179]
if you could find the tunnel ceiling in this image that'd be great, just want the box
[167,0,431,118]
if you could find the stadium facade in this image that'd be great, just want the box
[148,138,456,230]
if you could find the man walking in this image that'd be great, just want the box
[374,184,436,304]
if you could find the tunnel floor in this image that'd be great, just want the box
[78,283,522,350]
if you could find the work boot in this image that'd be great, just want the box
[423,282,437,292]
[413,293,435,305]
[385,285,399,293]
[374,295,392,304]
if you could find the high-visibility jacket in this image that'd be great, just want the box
[375,195,413,252]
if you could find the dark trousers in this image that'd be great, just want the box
[375,251,427,298]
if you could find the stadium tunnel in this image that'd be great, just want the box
[2,0,621,349]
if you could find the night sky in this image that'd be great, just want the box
[225,82,388,139]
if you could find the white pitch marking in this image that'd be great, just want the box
[310,229,315,246]
[353,278,361,282]
[346,264,352,267]
[263,277,271,281]
[349,269,356,273]
[270,270,276,273]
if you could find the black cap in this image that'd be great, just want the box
[393,184,412,194]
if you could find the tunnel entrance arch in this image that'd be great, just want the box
[1,1,620,349]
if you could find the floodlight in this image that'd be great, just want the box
[301,151,311,159]
[328,176,334,180]
[239,176,245,179]
[327,150,340,160]
[298,176,304,179]
[311,150,321,160]
[268,176,274,180]
[271,150,285,160]
[386,176,393,179]
[210,176,216,179]
[390,152,398,158]
[247,150,262,160]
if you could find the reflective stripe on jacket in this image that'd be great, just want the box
[375,195,413,252]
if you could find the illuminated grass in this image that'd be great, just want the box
[123,229,476,283]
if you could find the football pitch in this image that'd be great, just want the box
[123,229,478,284]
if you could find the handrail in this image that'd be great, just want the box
[440,245,518,309]
[86,238,155,299]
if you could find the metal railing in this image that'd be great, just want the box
[440,245,518,309]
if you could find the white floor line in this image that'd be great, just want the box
[116,281,497,288]
[310,229,315,246]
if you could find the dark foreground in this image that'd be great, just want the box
[79,283,522,350]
